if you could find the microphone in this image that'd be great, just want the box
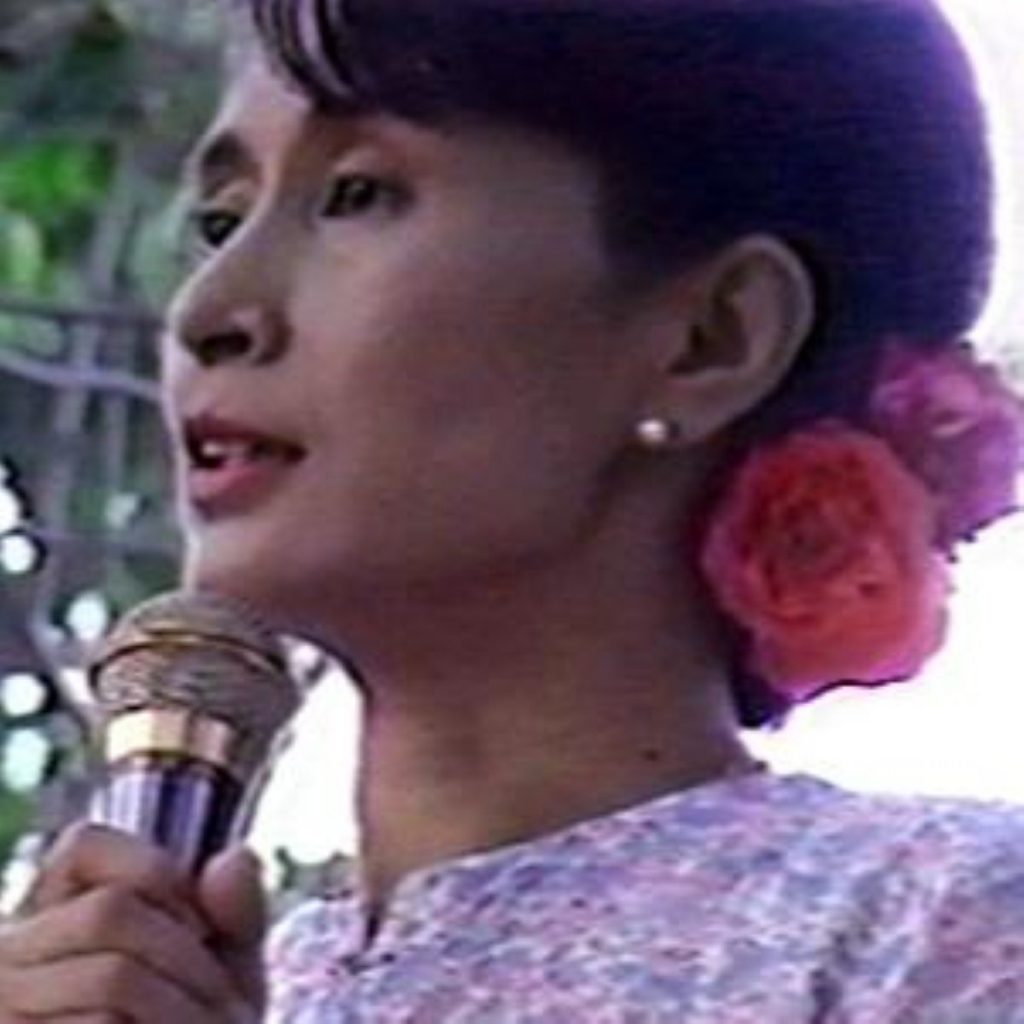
[86,590,301,874]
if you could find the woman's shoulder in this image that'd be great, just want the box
[752,776,1024,1017]
[795,775,1024,934]
[648,771,1024,891]
[615,771,1024,945]
[630,769,1024,857]
[752,772,1024,874]
[623,773,1024,1015]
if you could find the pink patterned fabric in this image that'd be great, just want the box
[266,773,1024,1022]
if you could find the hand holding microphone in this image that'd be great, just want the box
[0,590,300,1023]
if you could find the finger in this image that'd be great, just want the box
[21,824,205,933]
[0,885,235,1009]
[0,952,220,1023]
[198,847,268,1010]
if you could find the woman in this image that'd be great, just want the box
[2,0,1023,1020]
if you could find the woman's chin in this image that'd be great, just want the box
[181,537,374,648]
[182,540,312,629]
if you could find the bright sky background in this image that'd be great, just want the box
[250,0,1024,866]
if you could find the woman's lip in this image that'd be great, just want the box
[186,454,301,519]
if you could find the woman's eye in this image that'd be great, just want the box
[320,174,394,218]
[193,208,242,249]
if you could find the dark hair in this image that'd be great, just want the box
[238,0,995,726]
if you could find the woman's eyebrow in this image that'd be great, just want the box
[183,129,258,195]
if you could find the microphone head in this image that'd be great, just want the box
[88,589,302,781]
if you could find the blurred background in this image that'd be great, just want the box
[0,0,346,912]
[0,0,1021,913]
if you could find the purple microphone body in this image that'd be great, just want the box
[87,590,300,874]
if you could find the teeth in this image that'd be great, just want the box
[192,439,265,469]
[201,440,254,464]
[188,431,300,470]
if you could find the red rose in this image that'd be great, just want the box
[699,423,950,701]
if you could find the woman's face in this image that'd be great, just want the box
[164,58,662,628]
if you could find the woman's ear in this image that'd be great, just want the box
[642,235,816,445]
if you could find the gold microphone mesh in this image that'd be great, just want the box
[88,589,301,781]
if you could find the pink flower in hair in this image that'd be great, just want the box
[869,340,1024,549]
[700,424,950,701]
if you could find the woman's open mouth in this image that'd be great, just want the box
[184,415,306,519]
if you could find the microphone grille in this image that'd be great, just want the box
[89,589,301,779]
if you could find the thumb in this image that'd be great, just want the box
[198,845,269,1013]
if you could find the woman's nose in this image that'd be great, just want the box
[178,306,287,368]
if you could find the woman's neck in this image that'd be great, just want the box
[315,466,751,917]
[355,696,751,921]
[343,564,750,918]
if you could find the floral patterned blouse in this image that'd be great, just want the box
[266,772,1024,1022]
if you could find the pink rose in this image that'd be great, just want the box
[869,340,1024,548]
[700,424,950,701]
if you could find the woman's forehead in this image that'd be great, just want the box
[191,60,385,187]
[191,56,589,196]
[183,62,306,193]
[219,58,314,141]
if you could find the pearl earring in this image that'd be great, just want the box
[635,418,679,450]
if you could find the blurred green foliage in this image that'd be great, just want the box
[0,790,30,864]
[0,142,114,294]
[0,0,226,310]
